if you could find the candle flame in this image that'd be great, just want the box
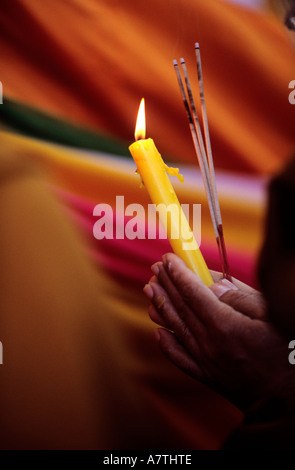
[135,98,146,141]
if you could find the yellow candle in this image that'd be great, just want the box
[129,98,213,286]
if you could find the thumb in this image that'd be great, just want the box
[210,279,267,320]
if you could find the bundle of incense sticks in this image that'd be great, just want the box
[173,43,231,280]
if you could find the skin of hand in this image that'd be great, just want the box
[143,253,295,412]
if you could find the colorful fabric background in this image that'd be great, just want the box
[0,0,294,449]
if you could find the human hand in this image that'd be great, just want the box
[143,253,295,412]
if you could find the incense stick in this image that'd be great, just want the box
[179,57,227,278]
[195,44,221,225]
[195,43,231,280]
[173,59,219,243]
[180,58,214,206]
[173,48,231,280]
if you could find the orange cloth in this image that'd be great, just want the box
[0,0,294,449]
[0,0,294,175]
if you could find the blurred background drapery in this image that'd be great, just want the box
[0,0,294,449]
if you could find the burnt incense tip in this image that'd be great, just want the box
[195,42,200,49]
[180,57,185,64]
[173,59,178,66]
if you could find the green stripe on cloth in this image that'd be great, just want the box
[0,97,130,157]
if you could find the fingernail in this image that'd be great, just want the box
[151,263,160,276]
[210,278,238,298]
[162,255,172,272]
[156,296,165,308]
[166,261,172,272]
[143,283,154,300]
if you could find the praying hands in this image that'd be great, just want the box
[143,253,295,413]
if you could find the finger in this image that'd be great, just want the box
[144,279,172,328]
[152,260,206,333]
[151,262,208,348]
[148,304,169,329]
[145,277,187,330]
[209,270,224,283]
[209,270,260,294]
[230,276,261,294]
[145,273,159,286]
[147,279,200,347]
[210,279,267,320]
[161,253,232,327]
[155,328,204,381]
